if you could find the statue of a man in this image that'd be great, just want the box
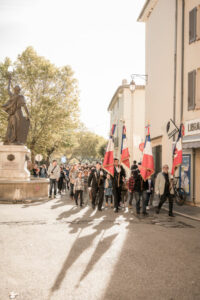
[2,77,30,145]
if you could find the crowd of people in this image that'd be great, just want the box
[30,159,175,216]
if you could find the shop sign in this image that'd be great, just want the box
[185,119,200,136]
[166,119,179,139]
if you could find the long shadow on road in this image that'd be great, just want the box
[50,204,130,295]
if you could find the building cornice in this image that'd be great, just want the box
[107,85,145,112]
[137,0,158,22]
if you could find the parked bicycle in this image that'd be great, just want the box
[173,176,186,206]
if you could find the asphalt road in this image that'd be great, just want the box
[0,193,200,300]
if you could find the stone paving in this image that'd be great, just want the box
[0,193,200,300]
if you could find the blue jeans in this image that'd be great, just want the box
[49,179,57,196]
[135,191,147,213]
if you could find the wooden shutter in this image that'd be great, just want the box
[196,68,200,109]
[188,70,196,111]
[197,6,200,40]
[189,7,197,43]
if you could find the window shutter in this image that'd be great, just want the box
[196,68,200,109]
[188,70,196,111]
[197,5,200,40]
[189,8,197,43]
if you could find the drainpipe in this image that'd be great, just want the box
[173,0,178,141]
[180,0,185,122]
[192,149,196,204]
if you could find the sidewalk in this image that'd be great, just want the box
[163,202,200,222]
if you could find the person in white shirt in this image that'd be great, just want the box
[47,160,60,198]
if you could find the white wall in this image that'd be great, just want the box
[145,0,176,167]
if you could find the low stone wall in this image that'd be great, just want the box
[0,179,49,203]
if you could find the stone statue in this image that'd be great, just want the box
[2,76,30,145]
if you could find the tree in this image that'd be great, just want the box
[0,47,79,161]
[98,141,107,158]
[65,130,107,163]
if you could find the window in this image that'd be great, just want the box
[152,145,162,176]
[189,7,197,43]
[188,70,196,111]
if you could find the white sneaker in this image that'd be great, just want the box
[146,206,150,210]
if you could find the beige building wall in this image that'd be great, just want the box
[138,0,200,203]
[144,0,176,170]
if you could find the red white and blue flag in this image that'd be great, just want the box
[171,125,183,175]
[139,127,154,180]
[120,125,130,169]
[103,124,116,176]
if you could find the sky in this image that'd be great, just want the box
[0,0,146,138]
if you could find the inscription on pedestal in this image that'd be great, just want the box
[2,162,19,169]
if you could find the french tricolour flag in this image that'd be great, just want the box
[171,125,182,175]
[120,125,130,169]
[139,130,154,181]
[102,124,116,176]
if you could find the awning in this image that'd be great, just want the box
[182,134,200,149]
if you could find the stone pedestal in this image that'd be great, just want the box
[0,145,30,181]
[0,145,49,203]
[0,179,49,203]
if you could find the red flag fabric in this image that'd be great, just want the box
[139,133,154,180]
[171,126,182,175]
[103,137,114,176]
[139,142,145,152]
[120,125,130,169]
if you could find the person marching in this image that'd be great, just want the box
[155,164,175,217]
[47,160,60,198]
[112,158,126,213]
[88,162,106,211]
[133,167,148,216]
[104,173,113,207]
[69,165,78,199]
[146,177,154,209]
[74,171,84,207]
[128,171,135,208]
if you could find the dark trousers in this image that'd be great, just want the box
[75,190,83,206]
[146,192,152,206]
[135,191,147,214]
[49,179,57,196]
[70,183,74,197]
[158,194,173,214]
[113,187,121,210]
[92,188,104,209]
[105,195,113,203]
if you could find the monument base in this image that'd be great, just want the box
[0,145,49,203]
[0,179,49,203]
[0,145,31,180]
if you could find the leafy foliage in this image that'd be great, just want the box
[0,47,79,161]
[65,129,107,163]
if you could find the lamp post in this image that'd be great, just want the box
[129,74,148,164]
[129,77,136,164]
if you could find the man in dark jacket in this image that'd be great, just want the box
[88,162,106,211]
[133,168,148,215]
[112,158,126,213]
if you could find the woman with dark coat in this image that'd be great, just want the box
[58,166,65,194]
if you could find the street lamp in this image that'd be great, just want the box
[129,79,136,93]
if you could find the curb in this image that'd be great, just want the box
[162,207,200,222]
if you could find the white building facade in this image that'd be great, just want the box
[108,80,145,168]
